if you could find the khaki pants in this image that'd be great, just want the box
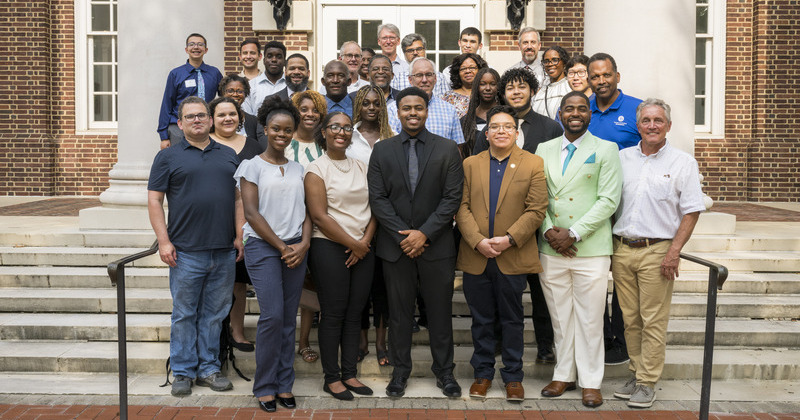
[612,238,674,387]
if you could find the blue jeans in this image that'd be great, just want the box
[245,237,307,398]
[168,248,235,379]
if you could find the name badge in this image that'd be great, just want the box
[185,79,197,88]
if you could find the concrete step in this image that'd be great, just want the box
[0,229,155,248]
[2,286,799,320]
[2,266,799,295]
[0,340,797,380]
[685,235,800,252]
[2,314,798,348]
[679,251,800,272]
[0,246,164,268]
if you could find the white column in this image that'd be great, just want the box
[80,0,225,230]
[583,0,694,154]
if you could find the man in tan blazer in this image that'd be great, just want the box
[456,105,548,402]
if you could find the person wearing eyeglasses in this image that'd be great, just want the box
[456,105,548,402]
[305,112,377,401]
[532,46,572,120]
[565,54,592,97]
[348,54,400,107]
[387,58,465,145]
[157,33,223,150]
[148,96,242,397]
[218,74,268,149]
[377,24,407,76]
[441,53,488,118]
[390,33,450,97]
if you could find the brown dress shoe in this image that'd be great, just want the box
[582,388,604,407]
[469,378,492,399]
[541,380,577,397]
[505,381,525,402]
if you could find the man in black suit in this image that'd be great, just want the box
[473,67,563,364]
[368,87,464,399]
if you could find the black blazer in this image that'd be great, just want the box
[368,128,464,263]
[243,112,268,151]
[472,109,563,155]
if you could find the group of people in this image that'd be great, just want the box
[149,24,705,412]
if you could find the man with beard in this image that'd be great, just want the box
[507,27,547,89]
[276,53,311,99]
[535,91,622,408]
[387,58,464,144]
[586,52,644,365]
[349,54,400,106]
[157,33,222,149]
[243,40,287,115]
[321,60,353,118]
[472,67,561,365]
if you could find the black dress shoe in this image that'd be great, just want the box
[385,376,407,398]
[258,399,276,412]
[344,381,374,395]
[323,382,354,401]
[436,374,462,398]
[536,345,556,364]
[276,395,296,409]
[605,344,630,365]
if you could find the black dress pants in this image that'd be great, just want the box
[383,254,456,379]
[309,238,374,384]
[526,273,554,349]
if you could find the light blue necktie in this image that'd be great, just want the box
[562,143,576,175]
[195,68,205,99]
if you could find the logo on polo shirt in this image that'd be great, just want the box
[618,116,624,122]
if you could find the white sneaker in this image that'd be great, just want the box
[613,376,637,400]
[627,384,656,408]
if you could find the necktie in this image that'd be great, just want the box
[562,143,576,175]
[195,68,205,99]
[408,138,419,195]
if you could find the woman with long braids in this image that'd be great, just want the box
[459,67,502,158]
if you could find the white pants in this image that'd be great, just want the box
[538,253,609,389]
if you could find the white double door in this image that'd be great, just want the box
[318,1,478,73]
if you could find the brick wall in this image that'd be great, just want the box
[0,0,116,196]
[695,0,800,201]
[488,1,584,54]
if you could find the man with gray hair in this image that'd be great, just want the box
[611,98,705,408]
[377,23,408,75]
[387,57,464,144]
[508,27,547,89]
[321,41,370,95]
[391,33,450,96]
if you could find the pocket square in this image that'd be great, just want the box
[584,153,596,164]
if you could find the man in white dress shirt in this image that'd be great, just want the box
[377,23,408,76]
[507,27,547,89]
[243,40,287,115]
[611,98,705,409]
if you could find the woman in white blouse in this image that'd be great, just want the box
[532,46,573,120]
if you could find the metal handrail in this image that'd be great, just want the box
[680,252,728,420]
[108,240,159,420]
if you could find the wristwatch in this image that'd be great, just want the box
[568,230,576,239]
[506,233,517,247]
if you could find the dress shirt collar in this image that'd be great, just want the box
[634,139,671,157]
[561,131,587,151]
[400,128,429,143]
[180,60,213,73]
[180,137,219,151]
[253,71,286,87]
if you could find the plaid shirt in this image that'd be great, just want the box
[388,95,465,144]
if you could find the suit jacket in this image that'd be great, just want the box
[456,147,548,275]
[534,131,622,257]
[368,128,464,262]
[472,109,563,155]
[270,87,290,101]
[243,112,268,151]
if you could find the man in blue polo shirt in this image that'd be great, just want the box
[148,96,243,397]
[321,60,353,118]
[586,52,643,366]
[587,53,642,150]
[157,33,223,150]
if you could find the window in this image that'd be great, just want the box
[75,0,118,131]
[695,0,725,135]
[414,20,461,73]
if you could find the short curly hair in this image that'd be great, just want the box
[449,53,487,91]
[290,89,328,123]
[499,67,539,99]
[257,95,301,130]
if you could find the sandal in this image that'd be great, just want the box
[357,349,369,362]
[298,346,318,363]
[376,350,390,366]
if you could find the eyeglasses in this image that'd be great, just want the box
[411,72,436,80]
[326,124,354,134]
[404,46,425,54]
[459,66,479,73]
[342,53,362,60]
[370,66,392,73]
[567,69,587,77]
[487,124,517,133]
[542,57,561,65]
[186,42,206,48]
[379,36,399,42]
[183,113,209,121]
[224,88,246,95]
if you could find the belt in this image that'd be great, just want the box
[615,236,668,248]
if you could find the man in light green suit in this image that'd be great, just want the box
[534,91,622,408]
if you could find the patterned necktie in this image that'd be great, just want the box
[408,138,419,195]
[562,143,576,175]
[195,68,205,99]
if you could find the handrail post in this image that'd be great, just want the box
[699,267,719,420]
